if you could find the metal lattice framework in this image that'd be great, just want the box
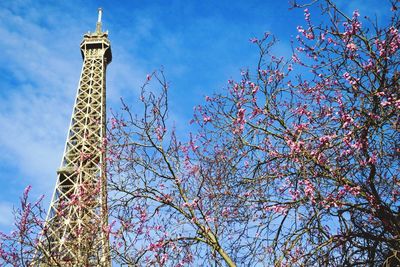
[34,9,112,267]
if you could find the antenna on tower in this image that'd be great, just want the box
[96,8,103,34]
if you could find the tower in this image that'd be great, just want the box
[34,9,112,266]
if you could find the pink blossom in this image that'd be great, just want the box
[346,42,358,51]
[250,107,263,118]
[286,139,304,154]
[155,126,166,141]
[203,115,212,123]
[265,205,288,215]
[392,189,400,201]
[23,185,32,199]
[351,20,361,33]
[381,100,390,107]
[233,108,246,134]
[205,216,215,222]
[292,54,300,63]
[148,240,164,251]
[368,153,377,164]
[237,108,246,121]
[250,37,258,43]
[362,59,375,70]
[110,117,118,129]
[189,138,198,151]
[375,39,387,57]
[297,26,305,34]
[341,113,354,128]
[343,72,359,86]
[222,207,230,217]
[304,8,311,22]
[351,139,367,150]
[289,189,300,201]
[319,135,335,146]
[344,184,361,196]
[160,253,168,264]
[306,32,315,40]
[388,26,400,54]
[189,164,199,175]
[293,123,309,133]
[251,85,259,95]
[294,105,311,116]
[301,179,315,202]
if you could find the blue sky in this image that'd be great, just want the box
[0,0,389,232]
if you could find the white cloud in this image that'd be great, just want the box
[0,1,149,200]
[0,202,13,227]
[0,5,79,194]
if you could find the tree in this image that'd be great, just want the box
[0,186,46,266]
[107,1,399,265]
[1,0,399,266]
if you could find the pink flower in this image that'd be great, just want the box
[237,108,245,122]
[306,32,315,40]
[362,59,375,70]
[155,126,166,141]
[203,115,212,123]
[297,26,305,34]
[304,8,311,22]
[23,185,32,199]
[251,85,259,95]
[341,113,354,129]
[232,108,246,134]
[381,100,390,107]
[292,54,300,63]
[344,184,361,196]
[368,153,377,164]
[346,43,358,51]
[265,205,288,215]
[189,139,198,151]
[289,189,300,201]
[319,135,335,146]
[250,107,263,118]
[148,240,164,251]
[343,72,360,86]
[205,216,215,222]
[303,180,315,198]
[110,117,118,129]
[286,139,304,154]
[250,37,258,43]
[351,20,361,33]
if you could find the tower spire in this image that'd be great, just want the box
[96,8,103,34]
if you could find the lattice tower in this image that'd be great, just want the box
[34,9,112,267]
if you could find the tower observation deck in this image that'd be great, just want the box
[34,9,112,267]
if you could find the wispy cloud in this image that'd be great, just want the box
[0,4,80,196]
[0,202,13,228]
[0,1,147,197]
